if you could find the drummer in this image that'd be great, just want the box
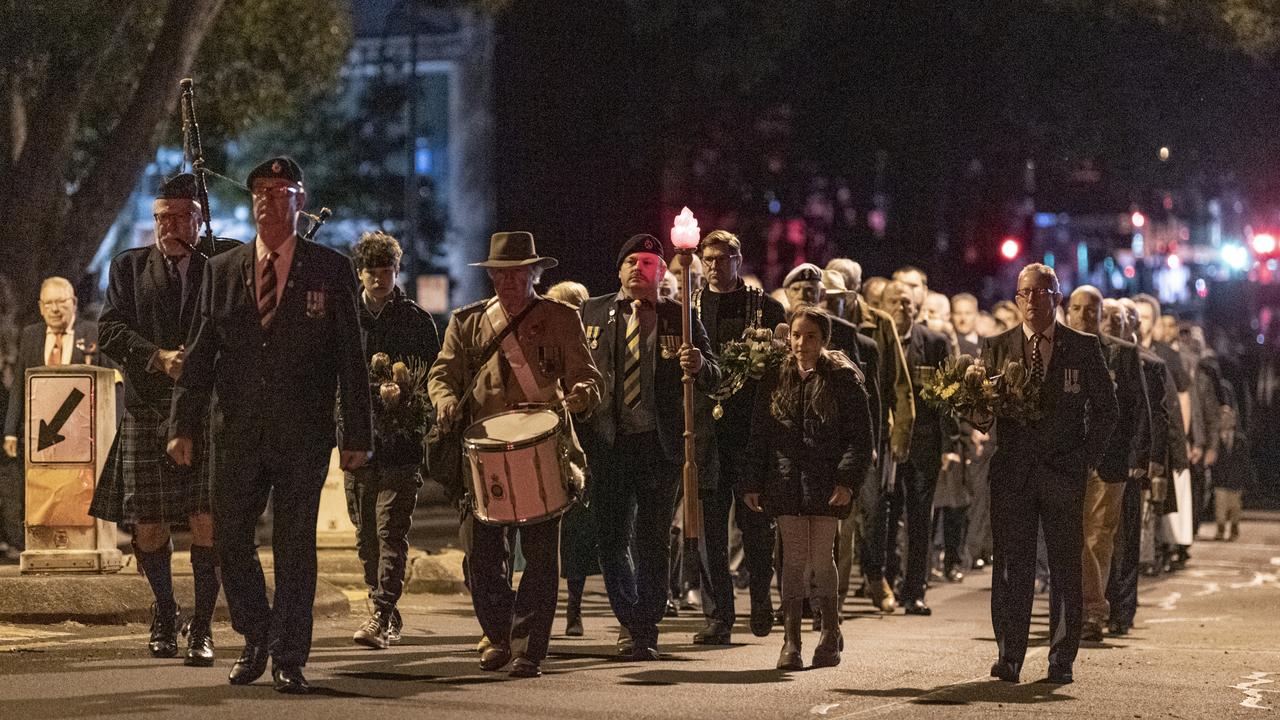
[428,231,601,678]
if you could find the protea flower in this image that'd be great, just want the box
[371,352,392,380]
[392,361,411,387]
[380,382,401,407]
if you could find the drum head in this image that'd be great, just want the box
[464,409,560,446]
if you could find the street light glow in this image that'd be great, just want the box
[1252,232,1277,256]
[1131,211,1146,228]
[1000,237,1021,260]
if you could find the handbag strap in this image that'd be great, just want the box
[455,298,538,414]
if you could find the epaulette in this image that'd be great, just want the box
[451,298,490,316]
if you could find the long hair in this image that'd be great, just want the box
[770,307,847,425]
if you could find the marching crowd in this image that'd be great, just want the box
[0,157,1253,693]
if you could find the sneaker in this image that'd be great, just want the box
[386,607,403,643]
[353,611,390,649]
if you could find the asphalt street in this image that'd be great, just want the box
[1,515,1277,719]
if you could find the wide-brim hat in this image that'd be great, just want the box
[470,231,559,269]
[821,269,854,296]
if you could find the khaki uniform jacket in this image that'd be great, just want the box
[427,295,602,483]
[848,295,915,458]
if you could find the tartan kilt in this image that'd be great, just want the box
[89,406,211,527]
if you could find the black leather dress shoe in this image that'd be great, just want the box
[630,644,661,661]
[903,599,932,616]
[616,628,634,657]
[509,656,542,678]
[148,603,183,658]
[1107,621,1131,636]
[692,620,732,645]
[990,660,1021,683]
[479,644,512,671]
[749,602,774,638]
[1046,665,1074,684]
[272,664,312,694]
[944,566,965,583]
[228,642,269,686]
[184,622,215,667]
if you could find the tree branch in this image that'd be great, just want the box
[64,0,225,279]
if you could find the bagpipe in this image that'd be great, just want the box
[176,77,330,256]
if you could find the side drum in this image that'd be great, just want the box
[463,409,570,525]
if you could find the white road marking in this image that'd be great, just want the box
[0,631,151,653]
[1230,572,1279,590]
[1271,557,1280,566]
[0,625,72,643]
[1157,592,1183,610]
[810,704,841,715]
[1232,671,1277,710]
[1146,615,1232,624]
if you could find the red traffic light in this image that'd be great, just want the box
[1000,237,1021,261]
[1253,233,1277,256]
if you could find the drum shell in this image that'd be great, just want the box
[465,411,572,525]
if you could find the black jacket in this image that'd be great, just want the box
[693,283,786,438]
[744,352,874,518]
[98,245,214,417]
[1213,431,1255,492]
[902,323,954,470]
[1098,334,1143,482]
[169,238,372,457]
[577,293,721,473]
[981,322,1119,483]
[360,286,441,467]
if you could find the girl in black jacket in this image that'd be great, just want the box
[744,307,874,670]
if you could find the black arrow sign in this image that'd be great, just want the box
[38,388,85,451]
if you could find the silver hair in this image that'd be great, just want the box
[1017,263,1060,292]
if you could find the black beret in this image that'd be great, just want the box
[156,172,199,201]
[246,156,304,187]
[617,233,666,268]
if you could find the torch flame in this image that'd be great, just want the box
[671,206,701,251]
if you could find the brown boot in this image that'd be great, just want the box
[812,597,843,667]
[867,577,898,614]
[776,599,804,671]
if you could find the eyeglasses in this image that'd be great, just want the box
[1016,288,1058,301]
[251,186,300,200]
[701,253,741,266]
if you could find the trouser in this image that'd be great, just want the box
[1214,488,1243,527]
[896,456,939,602]
[859,457,896,582]
[1139,489,1158,565]
[841,464,879,600]
[990,461,1085,669]
[668,491,701,601]
[344,464,419,611]
[1081,473,1126,624]
[212,443,329,667]
[964,452,993,564]
[469,516,561,663]
[776,515,840,601]
[933,506,967,571]
[1190,462,1207,536]
[1106,480,1143,627]
[700,440,776,624]
[594,432,680,647]
[0,458,23,551]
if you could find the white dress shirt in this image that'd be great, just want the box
[255,234,297,306]
[44,326,76,365]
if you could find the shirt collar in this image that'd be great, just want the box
[255,234,298,262]
[1023,321,1056,342]
[46,324,73,336]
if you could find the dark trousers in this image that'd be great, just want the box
[700,442,776,625]
[990,462,1085,669]
[344,464,419,611]
[469,516,561,663]
[212,443,329,667]
[897,456,939,602]
[933,506,966,571]
[1106,480,1143,627]
[859,457,893,581]
[593,431,680,646]
[0,458,23,550]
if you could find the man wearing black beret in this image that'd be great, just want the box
[577,233,721,660]
[167,156,372,694]
[92,173,232,667]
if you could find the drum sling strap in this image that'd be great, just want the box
[485,299,552,403]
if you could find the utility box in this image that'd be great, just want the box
[21,365,122,573]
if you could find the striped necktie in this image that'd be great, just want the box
[48,333,64,366]
[622,301,642,409]
[258,251,279,327]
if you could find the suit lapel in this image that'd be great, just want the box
[275,238,307,326]
[1040,322,1068,414]
[144,248,179,342]
[239,245,265,341]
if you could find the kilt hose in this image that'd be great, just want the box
[90,406,211,527]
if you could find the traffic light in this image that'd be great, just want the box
[1253,232,1277,256]
[1000,237,1021,261]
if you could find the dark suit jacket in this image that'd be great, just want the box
[169,238,372,457]
[98,246,211,416]
[1135,346,1171,477]
[828,316,882,451]
[902,323,953,468]
[578,293,721,470]
[4,320,103,442]
[981,322,1118,482]
[1098,334,1143,483]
